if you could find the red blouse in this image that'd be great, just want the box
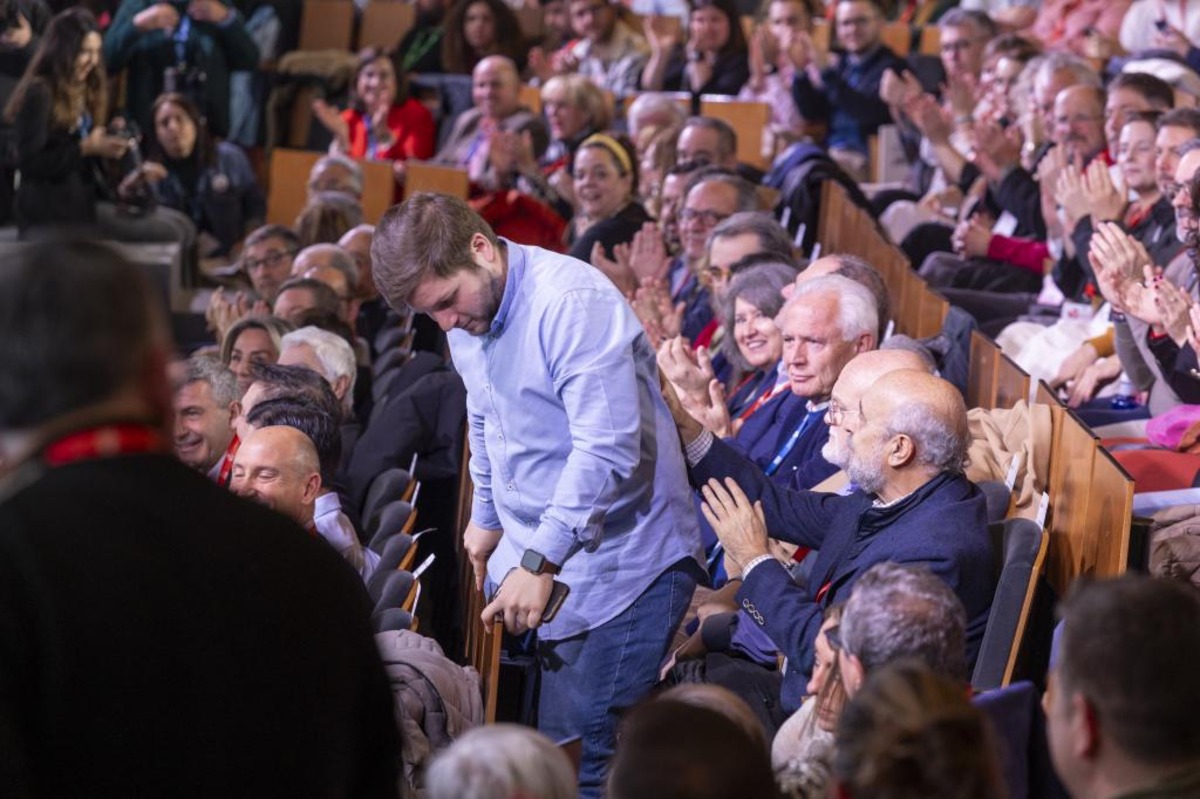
[341,98,436,162]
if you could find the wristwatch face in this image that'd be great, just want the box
[521,549,546,574]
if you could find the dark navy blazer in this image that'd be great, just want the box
[692,435,995,710]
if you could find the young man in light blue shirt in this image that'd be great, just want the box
[372,193,705,797]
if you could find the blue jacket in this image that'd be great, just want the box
[691,435,994,711]
[790,44,905,156]
[731,393,836,491]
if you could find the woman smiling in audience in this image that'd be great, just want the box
[641,0,750,104]
[221,316,292,397]
[130,92,264,258]
[721,262,794,426]
[311,49,435,196]
[567,133,651,262]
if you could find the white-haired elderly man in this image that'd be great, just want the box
[277,326,362,471]
[668,274,879,494]
[278,327,358,417]
[669,368,994,715]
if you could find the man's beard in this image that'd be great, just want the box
[821,430,850,470]
[845,438,887,495]
[1177,210,1197,246]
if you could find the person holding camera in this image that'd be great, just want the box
[103,0,258,138]
[119,91,263,256]
[6,8,196,241]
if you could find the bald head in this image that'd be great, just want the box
[338,225,376,299]
[1054,85,1107,163]
[473,55,521,119]
[291,244,356,320]
[862,370,968,474]
[822,350,935,470]
[230,425,322,526]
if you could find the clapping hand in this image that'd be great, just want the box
[590,241,636,295]
[683,378,734,438]
[311,99,350,151]
[644,14,680,53]
[1187,303,1200,355]
[657,336,715,398]
[627,222,672,283]
[1153,275,1194,344]
[909,93,952,145]
[205,287,264,341]
[1055,162,1089,232]
[133,2,179,31]
[879,68,923,107]
[952,214,992,258]
[699,478,770,572]
[969,120,1023,180]
[1088,222,1154,315]
[1080,158,1128,223]
[187,0,231,23]
[942,71,978,119]
[632,279,683,347]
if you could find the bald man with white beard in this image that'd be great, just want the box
[669,365,994,713]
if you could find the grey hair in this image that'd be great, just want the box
[296,243,360,295]
[840,562,968,681]
[684,167,758,214]
[627,92,689,134]
[681,115,738,160]
[937,7,996,38]
[709,212,794,261]
[425,724,576,799]
[829,254,889,341]
[310,153,364,196]
[784,274,879,344]
[880,335,937,372]
[883,396,968,474]
[181,354,238,408]
[1034,52,1102,89]
[721,261,797,373]
[280,326,358,414]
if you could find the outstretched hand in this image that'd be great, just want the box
[699,477,770,572]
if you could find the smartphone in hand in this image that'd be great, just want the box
[493,569,571,624]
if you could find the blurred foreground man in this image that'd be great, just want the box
[0,240,398,797]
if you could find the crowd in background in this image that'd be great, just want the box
[2,0,1200,795]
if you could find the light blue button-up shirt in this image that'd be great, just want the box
[450,240,704,640]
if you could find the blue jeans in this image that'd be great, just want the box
[536,557,700,798]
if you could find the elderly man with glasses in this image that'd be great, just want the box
[666,360,994,715]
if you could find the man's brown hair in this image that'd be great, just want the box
[371,193,498,309]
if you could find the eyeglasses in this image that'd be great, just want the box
[679,207,730,226]
[826,398,861,426]
[243,249,294,273]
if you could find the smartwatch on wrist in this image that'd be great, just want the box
[520,548,560,575]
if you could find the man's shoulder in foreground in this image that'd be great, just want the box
[0,452,400,799]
